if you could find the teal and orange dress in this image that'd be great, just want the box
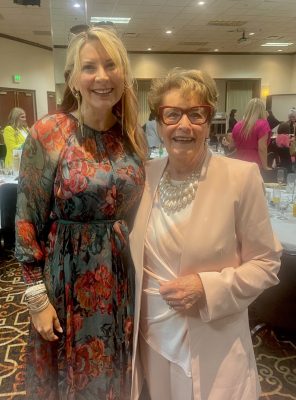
[15,113,145,399]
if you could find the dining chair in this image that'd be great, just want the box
[0,183,17,249]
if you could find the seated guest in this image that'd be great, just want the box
[276,122,293,172]
[227,108,237,133]
[288,108,296,137]
[267,109,281,130]
[130,68,282,400]
[3,107,29,168]
[143,111,162,149]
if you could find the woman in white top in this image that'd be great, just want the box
[130,68,282,400]
[3,107,29,168]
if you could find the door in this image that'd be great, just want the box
[17,90,37,128]
[0,88,36,129]
[0,90,16,129]
[47,91,57,114]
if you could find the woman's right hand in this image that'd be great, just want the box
[30,302,63,341]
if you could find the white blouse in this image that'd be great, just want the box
[140,189,194,377]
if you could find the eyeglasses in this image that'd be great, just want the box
[158,105,213,125]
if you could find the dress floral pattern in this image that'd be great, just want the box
[15,113,145,399]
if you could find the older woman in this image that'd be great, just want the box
[130,69,282,400]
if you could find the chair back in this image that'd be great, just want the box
[0,131,6,160]
[0,183,17,230]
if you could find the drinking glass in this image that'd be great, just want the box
[277,198,290,220]
[272,187,281,211]
[0,160,4,175]
[276,168,285,186]
[286,173,296,195]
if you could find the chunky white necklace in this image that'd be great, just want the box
[159,169,200,215]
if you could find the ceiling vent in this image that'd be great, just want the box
[178,41,208,46]
[208,20,247,27]
[266,35,284,40]
[33,30,51,36]
[123,32,139,38]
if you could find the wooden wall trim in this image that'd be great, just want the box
[0,33,52,51]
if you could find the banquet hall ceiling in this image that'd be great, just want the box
[0,0,296,54]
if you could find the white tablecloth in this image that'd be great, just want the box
[265,187,296,253]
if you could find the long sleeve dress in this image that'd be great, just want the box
[3,125,27,168]
[15,112,145,400]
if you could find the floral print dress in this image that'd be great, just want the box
[15,113,145,400]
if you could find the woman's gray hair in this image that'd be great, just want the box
[288,108,296,119]
[148,68,218,122]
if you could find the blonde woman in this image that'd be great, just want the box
[15,26,146,399]
[3,107,29,167]
[228,98,272,170]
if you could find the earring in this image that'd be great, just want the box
[73,90,84,137]
[73,89,80,98]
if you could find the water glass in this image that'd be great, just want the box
[272,187,281,210]
[0,159,4,175]
[277,198,290,219]
[276,168,285,186]
[286,173,296,195]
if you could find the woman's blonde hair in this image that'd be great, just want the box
[61,26,147,160]
[7,107,26,129]
[148,68,218,122]
[240,98,267,138]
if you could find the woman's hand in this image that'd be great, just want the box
[31,302,63,341]
[159,274,205,311]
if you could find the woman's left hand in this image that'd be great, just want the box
[159,274,205,311]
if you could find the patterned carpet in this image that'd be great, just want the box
[0,249,296,399]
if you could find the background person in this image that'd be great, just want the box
[15,26,146,399]
[129,68,282,400]
[227,98,272,171]
[3,107,29,168]
[287,108,296,137]
[227,108,237,133]
[143,111,162,149]
[275,122,293,172]
[267,109,281,130]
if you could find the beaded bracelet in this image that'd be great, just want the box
[26,279,44,287]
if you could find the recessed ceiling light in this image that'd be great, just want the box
[73,3,80,7]
[261,42,293,47]
[166,30,172,34]
[277,49,283,52]
[198,1,205,4]
[214,48,219,52]
[90,17,131,24]
[147,47,152,51]
[249,32,255,36]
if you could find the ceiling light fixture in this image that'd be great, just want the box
[249,32,255,36]
[73,3,80,7]
[277,49,283,52]
[198,1,205,5]
[214,48,219,52]
[166,30,172,34]
[261,42,293,47]
[90,17,131,24]
[147,47,152,51]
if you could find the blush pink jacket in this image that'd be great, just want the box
[130,151,282,400]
